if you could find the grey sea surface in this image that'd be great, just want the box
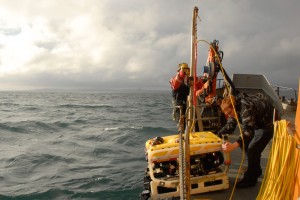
[0,90,176,200]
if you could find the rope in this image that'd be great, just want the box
[257,120,298,200]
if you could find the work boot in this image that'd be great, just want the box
[236,176,257,188]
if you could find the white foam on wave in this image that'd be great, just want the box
[104,127,119,131]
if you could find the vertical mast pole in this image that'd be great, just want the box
[192,7,198,106]
[190,7,203,131]
[181,6,199,200]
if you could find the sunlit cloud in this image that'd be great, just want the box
[0,0,298,90]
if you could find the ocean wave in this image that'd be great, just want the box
[103,123,175,134]
[137,126,176,134]
[0,187,142,200]
[0,188,74,200]
[0,123,27,133]
[104,127,119,131]
[20,106,41,111]
[0,119,92,134]
[57,104,113,109]
[5,153,76,171]
[103,125,144,131]
[0,121,69,133]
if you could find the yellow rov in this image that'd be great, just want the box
[144,132,229,200]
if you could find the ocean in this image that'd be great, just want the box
[0,90,177,200]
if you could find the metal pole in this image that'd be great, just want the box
[182,6,199,200]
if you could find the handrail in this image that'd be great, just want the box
[270,84,298,102]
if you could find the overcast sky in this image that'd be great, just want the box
[0,0,299,91]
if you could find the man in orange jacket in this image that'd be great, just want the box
[169,63,204,128]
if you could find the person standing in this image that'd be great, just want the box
[169,63,204,130]
[218,93,274,188]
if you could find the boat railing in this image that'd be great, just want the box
[270,84,298,102]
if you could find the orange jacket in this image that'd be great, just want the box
[170,73,204,91]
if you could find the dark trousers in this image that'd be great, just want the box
[244,128,273,179]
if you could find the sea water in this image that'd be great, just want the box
[0,90,177,200]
